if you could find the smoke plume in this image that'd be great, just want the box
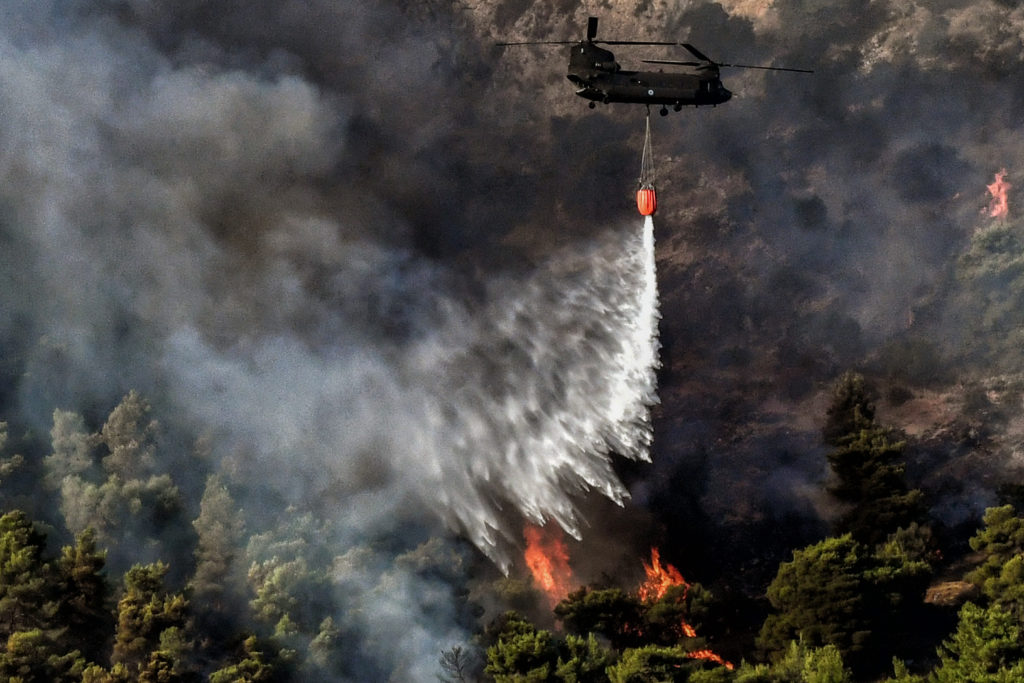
[0,1,666,676]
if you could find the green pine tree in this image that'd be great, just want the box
[0,511,58,639]
[930,602,1024,682]
[111,562,188,675]
[56,528,112,663]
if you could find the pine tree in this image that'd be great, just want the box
[554,588,644,650]
[930,602,1024,681]
[823,372,875,447]
[99,390,157,479]
[554,633,615,682]
[111,562,188,675]
[966,505,1024,621]
[758,534,929,676]
[605,644,694,682]
[191,474,244,610]
[44,410,96,490]
[209,636,284,682]
[0,510,58,639]
[827,427,925,545]
[0,628,86,682]
[822,373,925,546]
[484,612,559,682]
[56,528,112,664]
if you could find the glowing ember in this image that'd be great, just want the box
[523,523,573,607]
[638,547,688,602]
[987,168,1011,220]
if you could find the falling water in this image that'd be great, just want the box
[416,217,662,567]
[158,217,661,571]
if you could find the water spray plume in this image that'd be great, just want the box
[987,168,1011,220]
[385,212,661,571]
[523,523,574,607]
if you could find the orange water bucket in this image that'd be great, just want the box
[636,187,657,216]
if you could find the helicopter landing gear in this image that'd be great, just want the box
[659,106,668,116]
[588,101,596,109]
[673,103,682,112]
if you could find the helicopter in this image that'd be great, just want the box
[497,17,811,115]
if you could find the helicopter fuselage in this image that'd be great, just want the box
[566,42,731,108]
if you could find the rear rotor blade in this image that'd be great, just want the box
[682,43,713,62]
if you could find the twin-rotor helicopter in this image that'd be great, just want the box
[498,17,812,115]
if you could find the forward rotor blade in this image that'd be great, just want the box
[718,62,814,73]
[495,41,577,46]
[597,40,682,46]
[496,39,681,46]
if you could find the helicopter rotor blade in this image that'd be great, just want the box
[717,62,814,73]
[495,40,578,46]
[641,59,704,67]
[597,40,682,46]
[497,39,684,46]
[682,43,713,62]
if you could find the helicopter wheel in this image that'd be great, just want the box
[673,103,682,112]
[588,101,596,109]
[659,106,668,116]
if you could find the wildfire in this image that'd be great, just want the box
[523,523,574,607]
[987,168,1011,220]
[638,547,688,602]
[636,548,734,671]
[689,649,735,670]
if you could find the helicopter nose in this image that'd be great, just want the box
[721,88,732,102]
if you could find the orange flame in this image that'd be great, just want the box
[638,547,688,602]
[688,649,735,670]
[523,523,573,607]
[636,548,734,670]
[987,168,1011,220]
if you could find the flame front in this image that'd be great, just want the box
[987,168,1011,219]
[523,523,573,607]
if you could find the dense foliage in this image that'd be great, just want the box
[1,372,1024,681]
[464,373,1024,682]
